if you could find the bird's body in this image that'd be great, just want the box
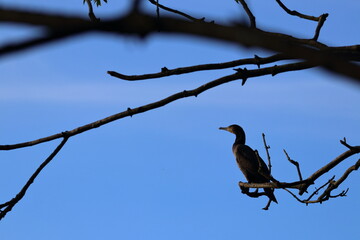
[220,124,277,203]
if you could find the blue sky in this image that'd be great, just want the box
[1,1,360,239]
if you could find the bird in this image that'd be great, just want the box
[219,124,278,203]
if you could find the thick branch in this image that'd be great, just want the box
[1,9,360,83]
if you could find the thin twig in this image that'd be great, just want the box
[330,188,349,198]
[108,53,290,81]
[282,188,305,203]
[147,0,210,22]
[156,0,160,19]
[305,176,335,202]
[340,137,357,151]
[84,0,100,22]
[313,13,328,41]
[275,0,320,21]
[262,133,272,174]
[317,159,360,201]
[0,136,69,220]
[274,0,328,41]
[236,0,256,28]
[283,149,303,181]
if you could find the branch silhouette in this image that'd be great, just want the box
[0,135,69,220]
[1,8,360,83]
[0,0,359,218]
[239,140,360,206]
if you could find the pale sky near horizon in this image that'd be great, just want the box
[1,1,360,239]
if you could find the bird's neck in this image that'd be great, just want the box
[234,135,245,145]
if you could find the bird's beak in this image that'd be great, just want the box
[219,126,228,131]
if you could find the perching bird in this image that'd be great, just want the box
[219,124,277,203]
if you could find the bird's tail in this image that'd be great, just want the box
[264,188,278,204]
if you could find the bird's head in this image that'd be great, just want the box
[219,124,246,143]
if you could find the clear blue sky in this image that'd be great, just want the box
[1,1,359,239]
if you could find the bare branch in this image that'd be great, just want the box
[0,2,359,213]
[2,8,360,83]
[305,176,335,202]
[239,141,359,206]
[147,0,211,23]
[313,13,328,41]
[340,137,358,151]
[0,135,69,220]
[84,0,100,22]
[283,149,303,181]
[0,61,315,151]
[107,53,291,81]
[275,0,328,40]
[262,133,272,173]
[275,0,322,21]
[317,158,360,201]
[236,0,256,28]
[300,144,360,195]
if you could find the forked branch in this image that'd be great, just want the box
[238,140,360,207]
[0,135,69,220]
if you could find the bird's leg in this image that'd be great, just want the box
[262,199,272,210]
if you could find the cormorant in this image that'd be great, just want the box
[219,124,278,203]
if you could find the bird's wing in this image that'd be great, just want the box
[233,144,270,183]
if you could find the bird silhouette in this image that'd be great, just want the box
[219,124,277,203]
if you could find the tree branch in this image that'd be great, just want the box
[262,133,272,173]
[299,144,360,195]
[1,8,360,83]
[107,53,291,80]
[0,61,315,151]
[0,135,69,220]
[236,0,256,28]
[313,13,328,41]
[283,149,303,181]
[275,0,323,21]
[147,0,212,23]
[84,0,100,22]
[238,142,360,205]
[317,159,360,201]
[275,0,328,40]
